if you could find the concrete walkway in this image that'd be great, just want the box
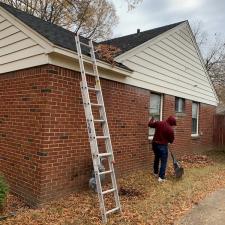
[176,189,225,225]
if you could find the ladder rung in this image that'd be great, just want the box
[94,119,105,123]
[80,42,91,48]
[91,103,103,107]
[87,72,99,77]
[106,207,120,215]
[98,152,112,157]
[96,136,109,139]
[99,170,112,175]
[87,119,105,123]
[102,188,116,195]
[88,86,100,91]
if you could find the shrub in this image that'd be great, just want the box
[0,175,9,209]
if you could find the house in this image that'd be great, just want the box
[0,2,218,205]
[216,104,225,115]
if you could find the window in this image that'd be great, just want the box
[149,93,162,136]
[192,102,199,135]
[175,97,185,113]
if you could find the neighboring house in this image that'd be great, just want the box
[215,85,225,114]
[0,2,218,205]
[216,104,225,115]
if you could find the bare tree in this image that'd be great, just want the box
[215,81,225,107]
[191,21,225,76]
[1,0,118,41]
[125,0,143,10]
[191,21,225,106]
[203,36,225,89]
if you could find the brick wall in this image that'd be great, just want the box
[36,65,151,203]
[0,65,215,205]
[0,67,49,205]
[161,95,216,156]
[186,103,215,152]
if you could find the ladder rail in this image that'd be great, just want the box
[75,35,89,88]
[89,39,121,210]
[95,89,121,209]
[80,82,107,218]
[76,34,107,219]
[89,39,121,218]
[89,39,115,161]
[75,34,121,224]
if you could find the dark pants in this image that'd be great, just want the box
[152,143,168,179]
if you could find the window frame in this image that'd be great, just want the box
[148,92,163,139]
[175,97,185,113]
[191,102,199,136]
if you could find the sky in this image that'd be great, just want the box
[111,0,225,44]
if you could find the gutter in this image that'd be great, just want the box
[52,45,133,77]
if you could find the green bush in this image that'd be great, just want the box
[0,175,9,209]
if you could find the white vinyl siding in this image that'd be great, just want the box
[117,24,217,106]
[0,13,47,73]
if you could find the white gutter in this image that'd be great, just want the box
[52,45,133,77]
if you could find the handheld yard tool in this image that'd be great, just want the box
[169,149,184,179]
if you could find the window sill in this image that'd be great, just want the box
[191,134,200,139]
[175,112,186,117]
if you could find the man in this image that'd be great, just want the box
[148,116,177,182]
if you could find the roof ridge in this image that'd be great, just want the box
[99,20,187,56]
[100,20,187,43]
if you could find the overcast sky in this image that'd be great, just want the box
[112,0,225,44]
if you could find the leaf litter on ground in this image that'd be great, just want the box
[2,149,225,225]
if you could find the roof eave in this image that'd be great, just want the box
[53,45,133,77]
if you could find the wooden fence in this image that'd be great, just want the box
[213,115,225,146]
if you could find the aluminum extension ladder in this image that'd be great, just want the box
[75,34,121,223]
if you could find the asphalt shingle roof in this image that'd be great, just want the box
[100,21,185,56]
[0,2,185,70]
[0,2,133,70]
[0,2,88,52]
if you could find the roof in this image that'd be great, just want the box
[0,2,184,70]
[0,2,90,52]
[0,2,132,71]
[100,21,185,56]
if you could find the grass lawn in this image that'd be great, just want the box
[1,148,225,225]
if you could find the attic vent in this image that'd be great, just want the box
[137,29,140,34]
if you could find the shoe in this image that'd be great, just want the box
[158,177,166,182]
[153,173,158,177]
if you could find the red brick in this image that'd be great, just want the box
[0,64,216,205]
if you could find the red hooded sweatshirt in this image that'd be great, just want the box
[148,116,176,145]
